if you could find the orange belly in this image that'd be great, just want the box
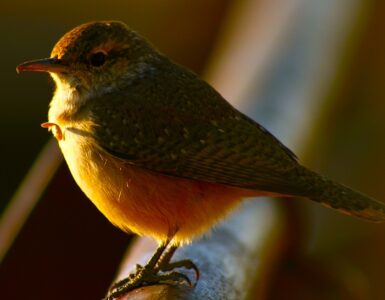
[59,131,276,245]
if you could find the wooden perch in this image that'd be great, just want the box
[114,201,287,300]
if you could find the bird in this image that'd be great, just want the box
[17,20,385,299]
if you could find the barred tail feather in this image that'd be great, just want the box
[298,168,385,222]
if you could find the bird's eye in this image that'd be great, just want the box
[89,52,107,67]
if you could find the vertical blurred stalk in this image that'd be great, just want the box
[113,0,363,299]
[294,1,385,299]
[0,140,62,262]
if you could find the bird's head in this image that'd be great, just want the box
[17,21,158,99]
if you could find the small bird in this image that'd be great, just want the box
[17,21,385,299]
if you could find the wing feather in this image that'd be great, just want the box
[88,60,301,195]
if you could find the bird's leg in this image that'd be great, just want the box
[107,241,169,293]
[154,245,200,285]
[105,241,169,299]
[105,239,200,300]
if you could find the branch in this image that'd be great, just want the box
[115,201,287,300]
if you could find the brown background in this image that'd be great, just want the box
[1,1,385,299]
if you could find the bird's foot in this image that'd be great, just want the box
[104,259,199,300]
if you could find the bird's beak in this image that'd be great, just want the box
[16,57,68,74]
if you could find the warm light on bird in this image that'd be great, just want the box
[16,21,385,299]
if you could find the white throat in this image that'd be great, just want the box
[48,73,83,123]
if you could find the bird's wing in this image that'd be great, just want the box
[88,66,303,195]
[87,79,304,194]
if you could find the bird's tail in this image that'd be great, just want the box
[295,167,385,222]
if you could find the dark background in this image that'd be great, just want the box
[1,1,385,299]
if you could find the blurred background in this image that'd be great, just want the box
[1,0,385,299]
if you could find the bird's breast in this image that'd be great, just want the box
[52,121,258,245]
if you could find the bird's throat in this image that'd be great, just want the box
[48,73,87,123]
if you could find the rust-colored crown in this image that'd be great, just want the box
[50,21,134,61]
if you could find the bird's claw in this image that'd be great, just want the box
[107,263,144,293]
[158,259,200,286]
[104,260,198,299]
